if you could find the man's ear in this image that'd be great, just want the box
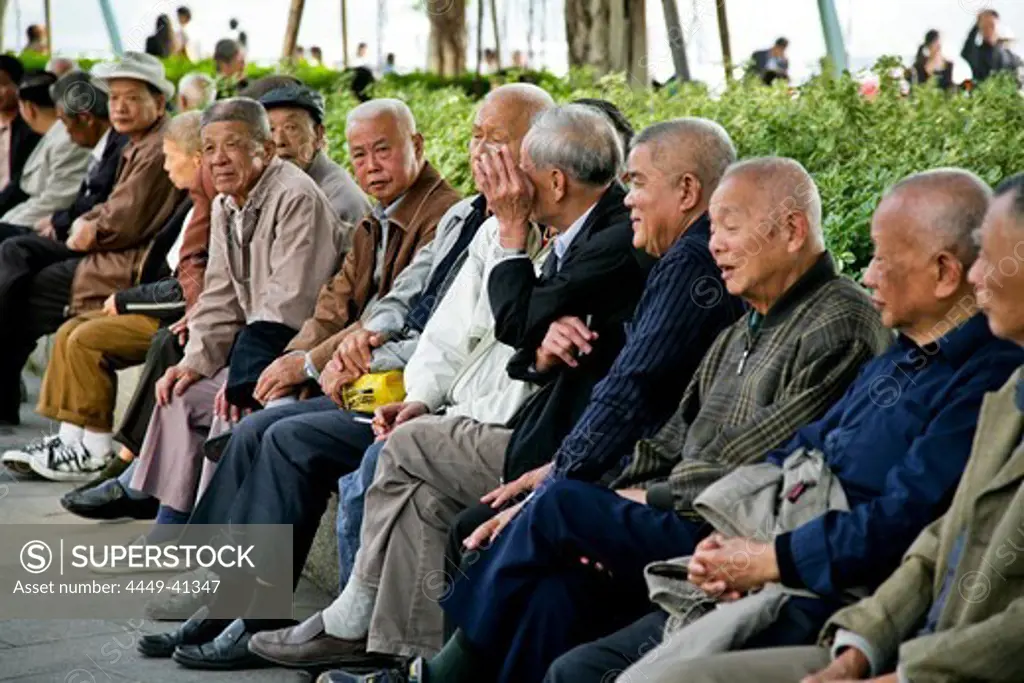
[315,123,326,150]
[551,169,568,203]
[934,251,966,299]
[677,173,703,215]
[786,210,811,253]
[412,132,425,161]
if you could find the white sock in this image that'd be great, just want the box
[321,577,377,640]
[82,431,113,460]
[58,422,84,445]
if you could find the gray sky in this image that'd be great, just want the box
[5,0,1022,85]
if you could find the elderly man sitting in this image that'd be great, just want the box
[128,97,347,532]
[352,157,893,683]
[638,173,1024,683]
[258,83,368,235]
[553,169,1024,683]
[245,101,657,671]
[0,52,184,433]
[0,71,91,238]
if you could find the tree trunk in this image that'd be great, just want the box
[340,0,349,68]
[426,0,467,76]
[282,0,306,62]
[489,0,502,69]
[527,0,535,66]
[43,0,52,55]
[476,0,485,74]
[715,0,733,82]
[660,0,690,82]
[0,0,8,52]
[565,0,646,86]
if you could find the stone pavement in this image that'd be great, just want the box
[0,377,331,682]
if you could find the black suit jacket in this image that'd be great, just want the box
[0,115,42,216]
[487,182,653,481]
[51,130,129,240]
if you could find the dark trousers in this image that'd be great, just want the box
[443,503,498,641]
[0,222,31,243]
[114,327,184,454]
[186,396,374,589]
[0,234,81,423]
[544,596,842,683]
[442,480,710,683]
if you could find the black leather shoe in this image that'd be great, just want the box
[67,456,131,494]
[60,480,159,520]
[137,606,231,658]
[173,618,297,671]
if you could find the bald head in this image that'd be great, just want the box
[880,168,991,266]
[721,157,824,250]
[470,83,555,189]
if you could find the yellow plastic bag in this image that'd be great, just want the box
[342,370,406,414]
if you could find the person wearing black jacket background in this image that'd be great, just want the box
[961,9,1023,84]
[0,55,40,234]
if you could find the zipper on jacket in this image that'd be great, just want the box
[737,311,764,376]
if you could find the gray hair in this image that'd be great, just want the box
[633,118,736,195]
[200,97,271,145]
[522,104,623,186]
[885,168,992,265]
[164,111,203,156]
[50,71,108,118]
[178,72,217,110]
[345,98,417,137]
[994,173,1024,228]
[723,157,825,248]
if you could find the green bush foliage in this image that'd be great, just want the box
[326,71,1024,273]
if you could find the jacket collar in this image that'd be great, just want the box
[558,181,628,266]
[893,312,996,368]
[760,251,838,330]
[236,156,287,211]
[364,160,445,235]
[126,114,168,150]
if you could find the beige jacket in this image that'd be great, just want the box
[181,157,346,377]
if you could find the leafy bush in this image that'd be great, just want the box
[324,71,1024,273]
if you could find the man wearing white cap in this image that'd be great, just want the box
[0,52,185,477]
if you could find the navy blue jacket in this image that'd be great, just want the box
[773,313,1024,597]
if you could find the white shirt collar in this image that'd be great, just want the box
[91,128,111,162]
[554,202,596,268]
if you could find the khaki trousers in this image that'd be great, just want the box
[351,414,511,658]
[621,645,831,683]
[36,311,160,431]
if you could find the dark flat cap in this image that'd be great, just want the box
[0,55,24,83]
[258,84,325,124]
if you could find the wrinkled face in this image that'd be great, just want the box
[625,143,688,257]
[347,113,422,205]
[969,194,1024,343]
[202,121,270,197]
[162,138,200,190]
[268,107,320,169]
[0,70,17,111]
[469,97,532,190]
[862,199,943,331]
[708,174,793,302]
[107,79,163,135]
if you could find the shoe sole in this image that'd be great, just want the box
[137,642,177,658]
[27,465,104,483]
[248,648,398,671]
[2,460,33,474]
[171,650,271,671]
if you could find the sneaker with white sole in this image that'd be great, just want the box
[27,439,108,482]
[2,434,62,474]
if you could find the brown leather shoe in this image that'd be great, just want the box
[247,611,392,669]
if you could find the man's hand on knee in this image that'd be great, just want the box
[253,352,306,405]
[155,365,202,406]
[371,401,428,441]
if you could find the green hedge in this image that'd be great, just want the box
[324,70,1024,273]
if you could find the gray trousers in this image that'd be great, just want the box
[350,414,511,658]
[621,645,831,683]
[131,368,227,512]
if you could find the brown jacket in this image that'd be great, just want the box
[181,157,348,378]
[69,116,187,314]
[287,160,461,370]
[176,163,216,311]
